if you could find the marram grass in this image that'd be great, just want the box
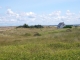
[0,27,80,60]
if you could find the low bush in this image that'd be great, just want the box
[63,25,72,28]
[17,24,44,28]
[66,29,72,32]
[24,33,31,36]
[34,32,41,36]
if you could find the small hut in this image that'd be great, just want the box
[57,22,65,28]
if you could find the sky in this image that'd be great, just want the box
[0,0,80,26]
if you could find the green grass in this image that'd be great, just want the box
[0,27,80,60]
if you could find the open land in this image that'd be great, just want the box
[0,26,80,60]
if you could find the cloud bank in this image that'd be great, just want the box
[0,9,80,26]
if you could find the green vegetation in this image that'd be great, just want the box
[34,32,41,36]
[0,26,80,60]
[63,25,73,28]
[17,24,29,28]
[17,24,43,28]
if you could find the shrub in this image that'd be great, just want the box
[16,26,23,28]
[24,33,31,36]
[23,24,29,28]
[63,25,72,28]
[34,25,43,28]
[16,24,29,28]
[16,24,44,28]
[66,29,72,32]
[34,32,41,36]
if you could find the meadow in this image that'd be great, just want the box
[0,26,80,60]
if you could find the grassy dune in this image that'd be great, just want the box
[0,27,80,60]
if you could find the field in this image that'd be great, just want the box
[0,26,80,60]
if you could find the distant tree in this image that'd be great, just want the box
[16,24,29,28]
[23,24,29,28]
[34,25,43,28]
[16,24,44,28]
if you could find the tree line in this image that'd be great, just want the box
[17,24,44,28]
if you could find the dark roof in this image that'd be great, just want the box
[57,22,65,28]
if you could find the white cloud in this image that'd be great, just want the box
[20,12,36,18]
[7,9,14,15]
[7,9,20,17]
[26,12,36,18]
[0,9,80,26]
[66,10,75,16]
[49,11,61,17]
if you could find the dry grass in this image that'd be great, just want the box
[0,26,80,60]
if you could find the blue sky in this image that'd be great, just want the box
[0,0,80,26]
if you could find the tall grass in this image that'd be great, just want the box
[0,27,80,60]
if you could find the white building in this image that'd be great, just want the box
[57,22,65,28]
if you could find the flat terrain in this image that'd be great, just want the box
[0,26,80,60]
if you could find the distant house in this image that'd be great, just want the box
[57,22,65,28]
